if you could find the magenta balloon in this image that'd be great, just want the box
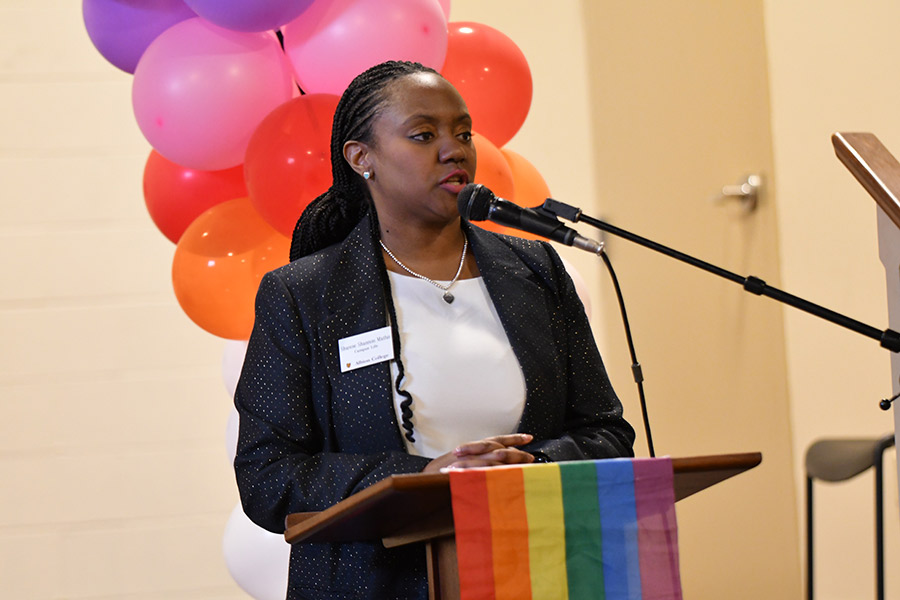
[281,0,448,95]
[82,0,196,74]
[182,0,314,33]
[132,18,295,171]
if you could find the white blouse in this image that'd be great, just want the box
[387,271,527,458]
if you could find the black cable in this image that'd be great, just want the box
[598,249,655,458]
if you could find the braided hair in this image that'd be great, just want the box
[290,60,443,443]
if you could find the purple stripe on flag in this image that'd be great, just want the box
[633,458,682,600]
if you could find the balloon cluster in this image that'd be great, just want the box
[84,1,551,598]
[84,0,550,340]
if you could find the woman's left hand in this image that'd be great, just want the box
[424,433,536,472]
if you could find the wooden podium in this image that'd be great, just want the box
[832,131,900,517]
[284,452,761,600]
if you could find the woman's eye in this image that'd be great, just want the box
[459,131,473,142]
[410,131,434,141]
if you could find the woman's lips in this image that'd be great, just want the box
[439,170,470,194]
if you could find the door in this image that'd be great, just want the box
[582,2,800,597]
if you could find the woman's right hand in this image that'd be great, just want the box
[422,433,536,473]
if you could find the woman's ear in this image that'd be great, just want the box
[343,140,370,178]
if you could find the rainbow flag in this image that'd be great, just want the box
[449,458,682,600]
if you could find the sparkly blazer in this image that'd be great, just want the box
[234,213,635,600]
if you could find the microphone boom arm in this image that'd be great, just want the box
[540,198,900,353]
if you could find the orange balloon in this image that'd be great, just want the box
[502,148,551,208]
[172,197,290,340]
[471,133,519,237]
[498,148,553,241]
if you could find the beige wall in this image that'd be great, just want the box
[764,1,900,597]
[0,1,244,598]
[2,0,897,598]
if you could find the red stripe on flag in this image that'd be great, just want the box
[486,467,533,600]
[450,470,496,600]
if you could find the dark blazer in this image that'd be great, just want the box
[234,214,635,599]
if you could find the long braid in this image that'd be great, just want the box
[369,213,417,443]
[290,61,442,442]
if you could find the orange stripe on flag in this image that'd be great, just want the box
[486,467,533,600]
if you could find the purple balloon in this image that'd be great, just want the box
[83,0,197,74]
[183,0,315,32]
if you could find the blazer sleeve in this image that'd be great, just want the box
[233,271,429,534]
[520,245,636,461]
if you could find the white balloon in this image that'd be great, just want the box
[560,256,593,320]
[222,340,249,399]
[225,407,239,465]
[223,504,291,600]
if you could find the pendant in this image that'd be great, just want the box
[442,291,455,304]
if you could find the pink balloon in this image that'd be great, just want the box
[437,0,450,21]
[132,18,295,171]
[281,0,448,95]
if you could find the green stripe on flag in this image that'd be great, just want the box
[560,461,606,599]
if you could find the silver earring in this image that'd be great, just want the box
[363,171,371,180]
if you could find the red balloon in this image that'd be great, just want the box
[441,22,533,148]
[143,150,248,244]
[172,197,290,340]
[245,94,340,236]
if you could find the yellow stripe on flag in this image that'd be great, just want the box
[523,464,569,600]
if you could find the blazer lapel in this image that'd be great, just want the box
[316,215,407,452]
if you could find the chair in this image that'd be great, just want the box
[805,433,895,600]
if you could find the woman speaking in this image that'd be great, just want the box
[234,60,635,599]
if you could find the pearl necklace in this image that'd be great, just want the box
[379,237,468,304]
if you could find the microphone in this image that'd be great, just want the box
[457,184,604,254]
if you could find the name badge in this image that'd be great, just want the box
[338,326,395,373]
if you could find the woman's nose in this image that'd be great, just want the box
[439,136,468,163]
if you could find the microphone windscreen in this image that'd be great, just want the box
[457,183,493,221]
